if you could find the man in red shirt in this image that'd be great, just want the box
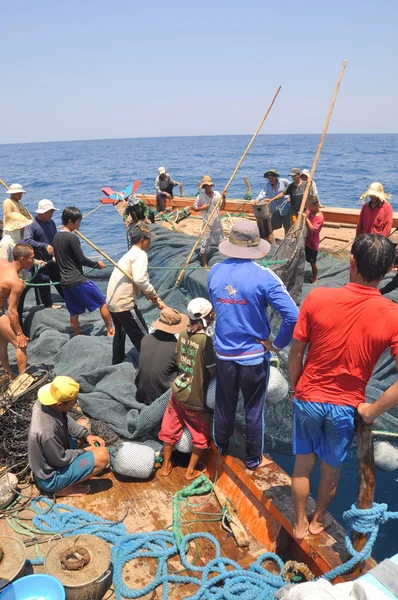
[356,182,393,238]
[288,233,398,540]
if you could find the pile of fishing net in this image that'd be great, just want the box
[16,224,398,460]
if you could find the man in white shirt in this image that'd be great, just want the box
[154,167,182,213]
[192,175,225,268]
[106,224,165,364]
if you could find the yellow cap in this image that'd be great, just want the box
[38,376,80,406]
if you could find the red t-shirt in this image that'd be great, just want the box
[356,201,393,237]
[305,210,324,252]
[294,283,398,408]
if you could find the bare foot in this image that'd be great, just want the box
[292,519,309,540]
[160,462,173,477]
[308,513,333,536]
[107,328,115,337]
[184,469,202,481]
[311,280,318,285]
[54,483,90,497]
[49,304,62,309]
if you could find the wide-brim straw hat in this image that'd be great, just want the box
[219,220,271,259]
[199,175,214,188]
[6,183,27,195]
[263,169,279,179]
[360,182,391,203]
[4,212,33,232]
[152,307,189,334]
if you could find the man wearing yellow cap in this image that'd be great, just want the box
[28,376,109,496]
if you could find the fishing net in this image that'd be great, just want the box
[12,224,398,460]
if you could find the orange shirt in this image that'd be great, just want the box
[294,283,398,408]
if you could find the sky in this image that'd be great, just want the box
[2,0,398,144]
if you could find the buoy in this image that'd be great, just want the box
[175,428,193,453]
[109,442,156,478]
[374,441,398,472]
[266,366,289,405]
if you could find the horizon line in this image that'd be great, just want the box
[1,132,398,147]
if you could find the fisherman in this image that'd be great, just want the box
[254,169,291,237]
[304,197,324,284]
[155,167,183,213]
[106,223,165,364]
[288,233,398,540]
[135,307,189,405]
[2,183,33,243]
[123,195,154,226]
[208,221,298,470]
[0,213,33,261]
[23,199,64,309]
[0,244,35,376]
[159,298,216,481]
[192,175,226,268]
[356,182,393,237]
[285,168,306,221]
[52,206,114,337]
[300,169,320,205]
[28,376,109,497]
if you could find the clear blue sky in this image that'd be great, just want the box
[2,0,397,143]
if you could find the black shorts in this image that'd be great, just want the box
[305,246,318,264]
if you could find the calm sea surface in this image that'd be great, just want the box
[1,134,397,560]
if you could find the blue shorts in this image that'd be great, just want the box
[63,280,106,316]
[292,398,355,468]
[35,450,95,493]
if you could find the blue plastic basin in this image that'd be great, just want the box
[0,574,65,600]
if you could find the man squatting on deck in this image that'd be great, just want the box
[28,376,109,497]
[52,206,114,337]
[155,167,182,213]
[0,244,35,376]
[208,221,298,470]
[159,298,216,481]
[288,233,398,540]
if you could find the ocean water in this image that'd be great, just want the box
[1,134,398,561]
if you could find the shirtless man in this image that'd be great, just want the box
[0,243,35,376]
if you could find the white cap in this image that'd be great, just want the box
[36,199,59,213]
[301,169,311,178]
[158,167,166,175]
[187,298,213,320]
[6,183,27,195]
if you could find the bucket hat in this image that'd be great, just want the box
[6,183,27,195]
[199,175,214,188]
[128,223,157,245]
[158,167,166,175]
[360,182,391,203]
[38,376,80,406]
[36,199,59,214]
[300,169,311,179]
[3,212,33,232]
[152,307,189,334]
[219,221,271,259]
[263,170,279,179]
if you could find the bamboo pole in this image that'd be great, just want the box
[0,178,9,191]
[174,85,282,287]
[74,229,135,282]
[351,414,375,577]
[295,60,348,231]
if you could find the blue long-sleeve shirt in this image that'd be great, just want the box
[208,258,298,364]
[255,178,291,216]
[24,217,57,260]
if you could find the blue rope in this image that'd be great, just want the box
[28,498,398,597]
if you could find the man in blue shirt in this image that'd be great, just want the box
[23,199,64,308]
[255,169,291,236]
[208,221,298,469]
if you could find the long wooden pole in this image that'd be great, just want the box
[0,178,9,191]
[295,60,347,231]
[174,85,282,287]
[75,229,134,282]
[351,414,375,577]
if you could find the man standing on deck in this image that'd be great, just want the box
[193,175,226,268]
[289,233,398,540]
[155,167,183,213]
[106,223,165,364]
[285,168,306,222]
[356,182,393,238]
[23,199,64,309]
[254,170,291,238]
[52,206,114,337]
[208,221,298,470]
[2,183,33,243]
[0,244,35,376]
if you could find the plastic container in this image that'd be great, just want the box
[0,574,65,600]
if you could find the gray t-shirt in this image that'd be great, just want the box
[28,400,87,481]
